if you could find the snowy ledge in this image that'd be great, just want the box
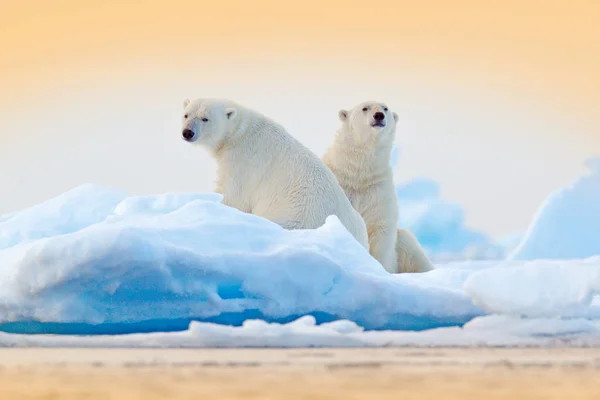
[0,182,599,347]
[1,315,600,348]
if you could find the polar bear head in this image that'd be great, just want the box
[181,98,238,149]
[338,101,399,145]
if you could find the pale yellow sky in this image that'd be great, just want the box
[0,0,598,238]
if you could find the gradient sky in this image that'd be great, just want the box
[0,0,598,238]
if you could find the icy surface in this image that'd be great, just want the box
[0,185,479,335]
[1,314,599,348]
[395,178,503,260]
[510,157,600,260]
[464,257,600,318]
[391,146,508,261]
[0,184,127,250]
[0,183,599,347]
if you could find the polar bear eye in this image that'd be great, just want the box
[383,107,388,112]
[202,118,209,122]
[184,114,188,119]
[362,107,368,112]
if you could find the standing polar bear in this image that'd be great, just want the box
[322,101,434,273]
[180,97,369,249]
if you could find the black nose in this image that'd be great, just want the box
[373,112,385,121]
[182,129,195,141]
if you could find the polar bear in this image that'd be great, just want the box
[180,97,369,249]
[322,101,434,273]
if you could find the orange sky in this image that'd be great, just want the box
[0,0,599,237]
[1,1,599,110]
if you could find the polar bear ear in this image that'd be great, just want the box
[338,109,348,122]
[225,108,237,120]
[183,99,190,109]
[392,112,399,123]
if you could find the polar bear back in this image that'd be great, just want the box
[213,104,369,248]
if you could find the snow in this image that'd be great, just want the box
[0,168,599,347]
[391,150,507,262]
[464,258,600,318]
[0,185,479,336]
[1,314,599,348]
[0,184,127,250]
[395,155,600,263]
[395,178,504,261]
[509,157,600,260]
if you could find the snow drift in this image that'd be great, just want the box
[509,157,600,261]
[391,148,506,261]
[0,179,599,347]
[0,184,479,335]
[395,179,506,260]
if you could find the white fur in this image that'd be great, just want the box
[181,98,369,249]
[396,228,434,273]
[323,101,433,273]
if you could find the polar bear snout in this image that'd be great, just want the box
[372,112,386,127]
[182,129,196,141]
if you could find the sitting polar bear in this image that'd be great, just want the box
[322,101,434,273]
[180,97,369,249]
